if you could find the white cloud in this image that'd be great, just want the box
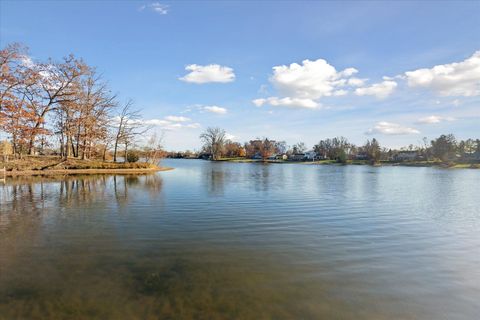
[252,51,480,113]
[164,115,191,122]
[141,115,200,131]
[416,115,456,124]
[347,78,367,87]
[333,89,348,96]
[366,122,420,135]
[253,58,393,109]
[203,105,227,114]
[180,64,235,84]
[252,97,319,109]
[150,2,168,14]
[225,133,235,140]
[340,67,358,77]
[20,55,35,68]
[382,76,396,81]
[19,56,59,86]
[355,80,397,99]
[252,98,266,107]
[181,104,228,114]
[252,58,364,109]
[269,59,359,99]
[143,119,171,126]
[139,2,169,14]
[404,51,480,96]
[185,122,201,129]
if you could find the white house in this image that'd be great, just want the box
[289,153,306,161]
[394,151,418,161]
[305,150,317,161]
[273,154,288,160]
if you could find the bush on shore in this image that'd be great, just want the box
[127,151,140,163]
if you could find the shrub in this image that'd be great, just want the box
[336,149,347,164]
[126,151,139,163]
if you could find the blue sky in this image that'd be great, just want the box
[1,1,479,150]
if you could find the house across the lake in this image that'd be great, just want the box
[305,150,317,161]
[270,154,288,160]
[355,152,368,160]
[463,151,480,161]
[287,151,317,161]
[289,153,307,161]
[393,151,419,162]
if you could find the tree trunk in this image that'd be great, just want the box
[113,140,118,162]
[81,138,87,160]
[64,136,70,160]
[59,133,64,158]
[75,125,81,158]
[12,133,17,159]
[28,137,35,155]
[71,137,76,158]
[113,118,124,163]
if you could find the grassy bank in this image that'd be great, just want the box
[0,156,172,176]
[218,158,368,165]
[381,160,480,169]
[215,157,479,168]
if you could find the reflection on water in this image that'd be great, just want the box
[0,160,479,319]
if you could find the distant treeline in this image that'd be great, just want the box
[196,127,480,164]
[0,43,161,163]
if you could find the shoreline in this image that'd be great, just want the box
[0,156,174,177]
[211,158,480,169]
[1,167,173,177]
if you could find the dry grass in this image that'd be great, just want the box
[0,156,171,176]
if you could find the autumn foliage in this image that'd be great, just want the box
[1,43,156,162]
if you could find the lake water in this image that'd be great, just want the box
[0,159,479,319]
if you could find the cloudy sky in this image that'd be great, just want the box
[1,1,479,150]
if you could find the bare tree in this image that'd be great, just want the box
[292,142,306,154]
[364,138,381,164]
[314,136,352,162]
[52,66,116,160]
[76,69,116,160]
[112,100,149,162]
[143,132,164,164]
[199,127,226,160]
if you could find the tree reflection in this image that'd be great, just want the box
[204,165,227,196]
[249,163,271,192]
[0,173,163,219]
[0,173,165,301]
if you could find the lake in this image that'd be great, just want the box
[0,159,479,319]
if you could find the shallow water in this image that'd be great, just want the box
[0,159,479,319]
